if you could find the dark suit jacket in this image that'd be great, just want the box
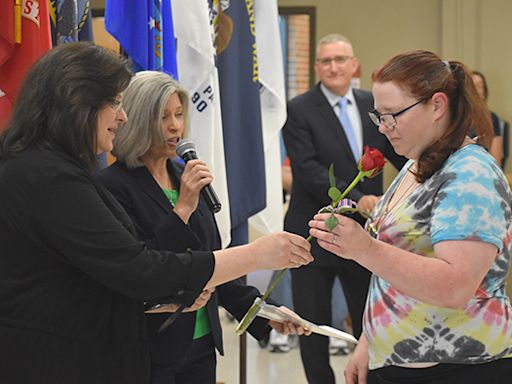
[97,160,271,365]
[283,84,406,266]
[0,147,215,384]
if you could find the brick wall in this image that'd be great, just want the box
[286,15,311,100]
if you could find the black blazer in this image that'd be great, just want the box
[283,85,406,266]
[97,160,271,365]
[0,147,215,384]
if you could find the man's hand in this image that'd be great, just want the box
[268,306,313,336]
[357,194,380,214]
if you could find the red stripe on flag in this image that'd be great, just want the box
[0,0,52,130]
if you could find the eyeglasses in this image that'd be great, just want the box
[108,99,123,113]
[316,55,353,67]
[368,99,426,129]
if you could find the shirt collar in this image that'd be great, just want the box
[320,83,356,108]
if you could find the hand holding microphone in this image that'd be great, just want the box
[172,159,212,223]
[176,139,222,213]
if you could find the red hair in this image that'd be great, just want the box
[372,50,492,182]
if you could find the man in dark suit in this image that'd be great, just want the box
[283,34,406,384]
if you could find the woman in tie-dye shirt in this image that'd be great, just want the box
[309,50,512,384]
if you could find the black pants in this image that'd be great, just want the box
[150,334,216,384]
[369,359,512,384]
[292,262,371,384]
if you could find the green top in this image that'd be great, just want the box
[162,188,210,339]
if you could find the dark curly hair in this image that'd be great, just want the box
[0,42,133,171]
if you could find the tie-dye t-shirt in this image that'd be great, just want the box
[363,144,512,370]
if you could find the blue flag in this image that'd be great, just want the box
[212,1,265,244]
[105,0,177,78]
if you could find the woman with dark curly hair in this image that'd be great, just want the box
[0,42,312,384]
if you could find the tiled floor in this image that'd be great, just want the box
[216,270,352,384]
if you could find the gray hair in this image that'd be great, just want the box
[316,33,354,58]
[112,70,190,168]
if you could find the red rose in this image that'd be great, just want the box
[359,145,386,178]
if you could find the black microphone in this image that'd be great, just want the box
[176,139,222,213]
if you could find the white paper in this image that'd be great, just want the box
[256,299,358,344]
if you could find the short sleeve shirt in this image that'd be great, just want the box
[363,144,512,370]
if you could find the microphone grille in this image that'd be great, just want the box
[176,139,196,158]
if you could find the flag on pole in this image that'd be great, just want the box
[105,0,177,78]
[171,0,231,247]
[212,0,266,244]
[49,0,94,45]
[249,0,287,234]
[0,0,52,130]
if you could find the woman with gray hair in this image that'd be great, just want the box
[97,70,309,384]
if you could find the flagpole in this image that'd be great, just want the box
[14,0,22,43]
[233,227,249,384]
[239,282,247,384]
[239,336,247,384]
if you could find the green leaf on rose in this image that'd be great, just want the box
[328,186,342,202]
[328,163,336,188]
[325,214,339,231]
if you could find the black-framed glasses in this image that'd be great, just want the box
[368,99,426,129]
